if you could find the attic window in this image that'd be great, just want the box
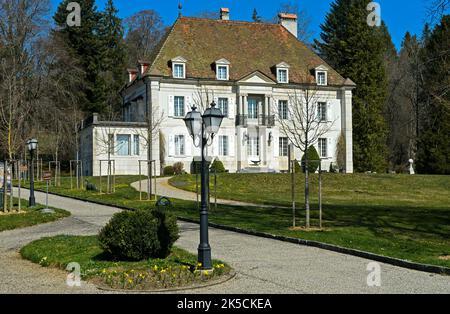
[173,63,185,78]
[315,65,328,86]
[317,71,327,86]
[171,56,187,79]
[276,62,290,84]
[215,58,230,81]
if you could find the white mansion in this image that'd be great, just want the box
[79,9,355,176]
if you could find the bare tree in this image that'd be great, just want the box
[427,0,450,23]
[0,0,50,160]
[124,10,166,66]
[275,87,335,228]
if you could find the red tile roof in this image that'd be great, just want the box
[145,17,348,86]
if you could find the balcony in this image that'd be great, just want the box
[235,115,275,127]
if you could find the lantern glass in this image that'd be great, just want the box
[183,107,202,139]
[203,102,224,135]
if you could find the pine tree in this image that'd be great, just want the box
[53,0,106,113]
[315,0,388,172]
[416,15,450,174]
[98,0,126,115]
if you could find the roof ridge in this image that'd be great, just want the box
[179,16,280,27]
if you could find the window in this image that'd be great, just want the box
[277,69,288,83]
[174,96,185,117]
[318,138,328,158]
[278,100,288,120]
[117,134,131,156]
[175,135,185,156]
[218,98,229,117]
[173,63,185,78]
[219,136,229,156]
[217,66,228,80]
[317,102,327,121]
[317,71,327,86]
[133,134,140,155]
[279,137,289,157]
[248,98,258,119]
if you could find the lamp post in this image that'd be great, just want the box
[184,102,224,270]
[27,138,38,207]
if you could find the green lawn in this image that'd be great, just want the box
[20,174,450,268]
[0,199,70,232]
[21,235,231,290]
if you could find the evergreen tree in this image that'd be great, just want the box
[53,0,106,113]
[315,0,388,172]
[98,0,126,115]
[416,15,450,174]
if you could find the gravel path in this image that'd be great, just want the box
[131,177,281,208]
[1,188,449,294]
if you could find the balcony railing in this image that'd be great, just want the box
[235,115,275,127]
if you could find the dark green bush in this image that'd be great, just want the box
[190,160,210,174]
[301,146,320,173]
[173,162,184,175]
[210,159,226,173]
[98,209,179,261]
[163,166,175,176]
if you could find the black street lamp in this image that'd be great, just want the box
[184,102,224,270]
[27,138,38,207]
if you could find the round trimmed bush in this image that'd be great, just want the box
[163,165,175,176]
[301,146,320,173]
[210,159,226,173]
[98,209,179,261]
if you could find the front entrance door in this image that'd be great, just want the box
[247,136,260,164]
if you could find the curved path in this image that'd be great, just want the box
[131,177,282,208]
[0,188,449,294]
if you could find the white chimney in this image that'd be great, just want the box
[220,8,230,20]
[278,13,298,38]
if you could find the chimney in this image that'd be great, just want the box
[278,13,298,38]
[220,8,230,20]
[138,60,150,75]
[127,68,138,83]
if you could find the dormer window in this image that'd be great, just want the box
[171,56,187,79]
[215,58,230,81]
[315,65,328,86]
[276,62,290,84]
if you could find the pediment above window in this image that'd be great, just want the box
[238,71,276,84]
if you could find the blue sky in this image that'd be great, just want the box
[50,0,429,50]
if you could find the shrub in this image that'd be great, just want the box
[210,159,226,173]
[190,160,210,174]
[163,166,175,176]
[294,160,302,173]
[173,162,185,175]
[98,209,179,261]
[301,146,320,173]
[85,180,97,191]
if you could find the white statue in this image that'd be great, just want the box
[408,159,415,175]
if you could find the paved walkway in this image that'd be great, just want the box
[0,188,449,294]
[131,177,280,208]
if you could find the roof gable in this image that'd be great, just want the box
[238,71,276,84]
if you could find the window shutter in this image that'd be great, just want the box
[213,136,219,156]
[184,135,191,156]
[328,138,332,158]
[186,95,192,112]
[229,134,235,157]
[168,135,175,156]
[168,95,174,117]
[273,130,280,157]
[228,97,234,118]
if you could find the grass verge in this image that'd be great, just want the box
[21,235,232,291]
[0,199,70,232]
[18,174,450,268]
